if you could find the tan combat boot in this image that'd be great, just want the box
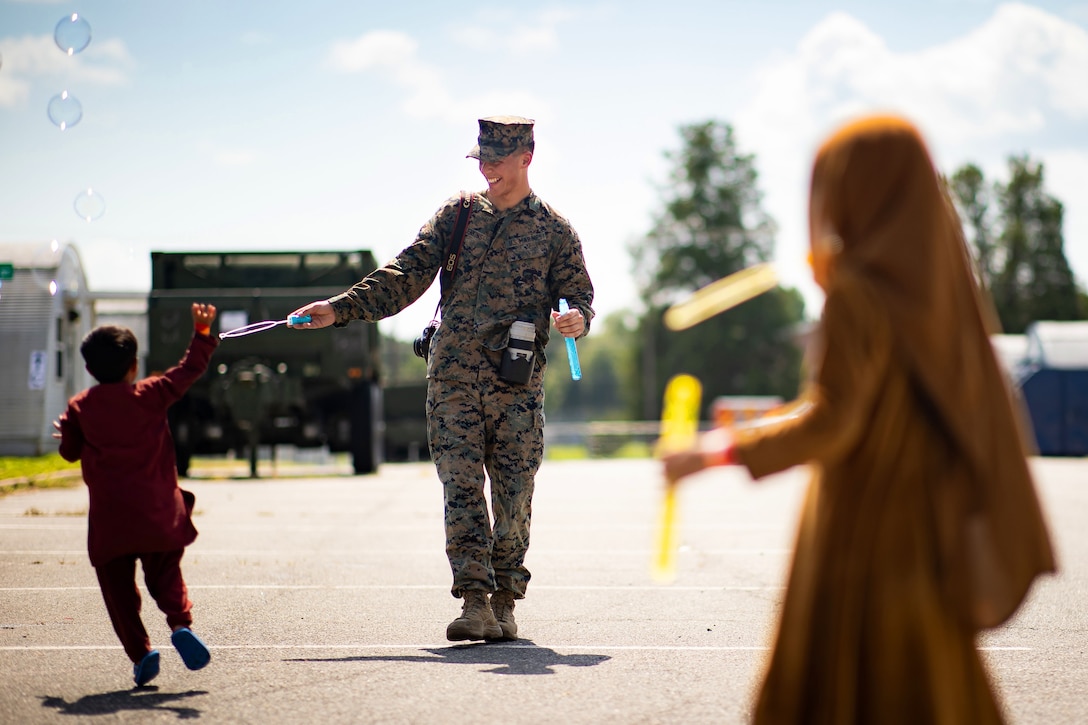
[446,590,503,641]
[489,590,518,641]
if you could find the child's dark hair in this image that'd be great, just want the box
[80,325,138,383]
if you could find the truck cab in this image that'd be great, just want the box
[147,250,382,475]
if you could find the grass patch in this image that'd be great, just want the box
[23,506,86,517]
[544,441,652,461]
[0,454,79,480]
[545,444,589,461]
[610,441,653,459]
[0,454,82,496]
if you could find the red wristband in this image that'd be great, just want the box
[195,323,211,336]
[703,443,737,467]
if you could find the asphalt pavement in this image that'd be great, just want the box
[1,457,1085,724]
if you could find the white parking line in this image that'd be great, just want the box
[0,549,791,556]
[0,523,785,531]
[0,643,1033,652]
[2,584,782,592]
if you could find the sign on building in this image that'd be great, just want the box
[28,350,47,391]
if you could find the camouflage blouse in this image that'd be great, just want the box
[328,191,594,382]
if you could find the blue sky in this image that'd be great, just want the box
[2,0,1087,340]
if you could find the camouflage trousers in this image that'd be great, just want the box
[427,368,545,599]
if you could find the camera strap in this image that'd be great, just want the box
[433,191,475,318]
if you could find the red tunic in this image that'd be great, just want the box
[57,332,217,567]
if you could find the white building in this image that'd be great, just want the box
[0,241,94,456]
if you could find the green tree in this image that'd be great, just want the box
[949,163,996,290]
[544,311,637,422]
[951,155,1084,333]
[629,120,804,420]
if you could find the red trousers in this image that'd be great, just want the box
[94,549,193,663]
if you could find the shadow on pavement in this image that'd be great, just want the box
[40,688,208,719]
[284,640,611,676]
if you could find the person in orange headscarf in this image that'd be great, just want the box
[663,114,1055,724]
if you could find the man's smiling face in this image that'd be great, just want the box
[479,149,532,208]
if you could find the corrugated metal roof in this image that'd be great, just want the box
[0,240,70,269]
[991,334,1028,372]
[1025,321,1088,369]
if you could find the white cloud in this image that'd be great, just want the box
[1040,149,1088,285]
[1070,4,1088,24]
[327,30,418,72]
[70,37,132,84]
[742,3,1088,147]
[450,8,575,55]
[214,149,260,167]
[194,140,260,168]
[0,33,132,107]
[0,59,32,106]
[940,3,1088,123]
[326,29,550,123]
[734,2,1088,312]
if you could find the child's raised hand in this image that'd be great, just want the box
[191,303,217,333]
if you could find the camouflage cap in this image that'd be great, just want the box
[466,115,535,163]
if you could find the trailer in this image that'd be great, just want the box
[1017,321,1088,457]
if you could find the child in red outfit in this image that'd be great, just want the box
[54,303,218,687]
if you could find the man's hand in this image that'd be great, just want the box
[288,301,335,329]
[51,418,62,440]
[550,306,585,338]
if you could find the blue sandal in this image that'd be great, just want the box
[171,628,211,670]
[133,649,160,686]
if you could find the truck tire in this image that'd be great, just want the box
[172,415,193,477]
[176,449,192,478]
[350,381,383,475]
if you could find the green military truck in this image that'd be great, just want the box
[147,250,383,476]
[381,381,429,462]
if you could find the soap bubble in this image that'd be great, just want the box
[47,91,83,130]
[74,188,106,221]
[55,14,92,56]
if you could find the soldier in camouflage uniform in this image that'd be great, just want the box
[290,116,595,642]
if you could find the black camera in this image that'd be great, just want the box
[413,321,440,361]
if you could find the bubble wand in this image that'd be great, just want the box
[219,314,311,339]
[652,374,702,584]
[663,262,778,331]
[557,299,582,381]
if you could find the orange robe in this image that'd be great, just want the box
[735,270,1053,725]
